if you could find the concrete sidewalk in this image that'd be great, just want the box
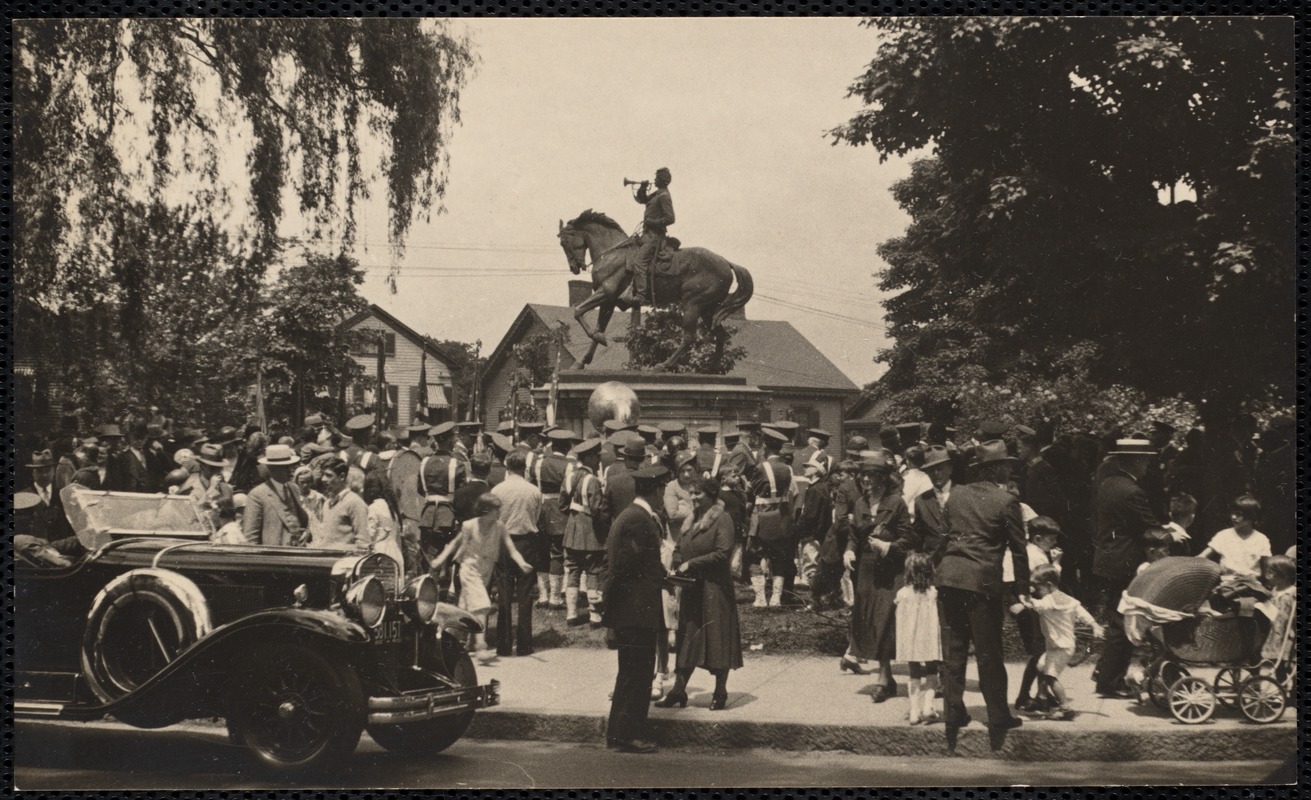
[467,648,1296,761]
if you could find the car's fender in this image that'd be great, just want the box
[435,602,484,634]
[63,608,371,726]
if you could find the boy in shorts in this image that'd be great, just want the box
[1030,564,1104,720]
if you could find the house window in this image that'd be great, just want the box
[789,406,820,430]
[352,383,400,425]
[352,331,396,357]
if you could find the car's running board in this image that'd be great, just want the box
[14,701,67,718]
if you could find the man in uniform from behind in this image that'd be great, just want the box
[389,422,432,575]
[625,167,675,307]
[420,422,467,582]
[535,429,574,609]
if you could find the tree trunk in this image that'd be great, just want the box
[1194,396,1253,539]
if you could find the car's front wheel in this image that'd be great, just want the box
[367,649,478,756]
[226,643,365,775]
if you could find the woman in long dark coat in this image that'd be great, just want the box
[655,477,744,710]
[840,452,915,702]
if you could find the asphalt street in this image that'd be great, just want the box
[16,720,1292,790]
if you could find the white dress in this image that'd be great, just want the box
[367,498,406,569]
[894,585,942,664]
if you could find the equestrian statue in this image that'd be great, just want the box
[557,169,753,372]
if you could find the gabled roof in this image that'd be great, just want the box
[339,304,461,369]
[483,302,858,394]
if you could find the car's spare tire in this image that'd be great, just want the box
[81,568,212,704]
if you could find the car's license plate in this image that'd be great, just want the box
[374,618,404,644]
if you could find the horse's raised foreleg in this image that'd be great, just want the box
[581,302,616,367]
[573,288,615,348]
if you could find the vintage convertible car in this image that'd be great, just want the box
[14,486,499,775]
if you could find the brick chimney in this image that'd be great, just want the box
[568,280,592,307]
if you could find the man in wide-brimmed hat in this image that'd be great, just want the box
[1091,437,1163,698]
[22,450,63,542]
[936,439,1029,748]
[913,445,955,564]
[243,443,308,546]
[181,443,235,529]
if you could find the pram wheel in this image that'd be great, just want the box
[1148,661,1189,709]
[1212,667,1246,707]
[1167,676,1216,724]
[1237,676,1286,724]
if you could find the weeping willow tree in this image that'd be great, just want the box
[14,19,476,422]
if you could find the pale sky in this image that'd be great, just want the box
[341,19,913,386]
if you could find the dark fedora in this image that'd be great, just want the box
[27,450,56,469]
[971,439,1017,467]
[921,445,952,470]
[620,439,648,461]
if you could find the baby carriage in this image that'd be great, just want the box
[1120,557,1295,725]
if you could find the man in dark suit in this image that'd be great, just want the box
[602,438,647,530]
[22,450,64,542]
[600,464,670,754]
[105,424,153,493]
[1091,438,1163,697]
[936,440,1029,749]
[914,445,955,564]
[1017,425,1067,524]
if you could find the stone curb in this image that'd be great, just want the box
[467,710,1295,762]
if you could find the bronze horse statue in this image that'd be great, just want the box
[557,210,753,371]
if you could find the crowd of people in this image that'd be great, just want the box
[14,406,1297,754]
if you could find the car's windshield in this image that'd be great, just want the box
[61,485,214,551]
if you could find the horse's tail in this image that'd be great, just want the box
[713,263,754,328]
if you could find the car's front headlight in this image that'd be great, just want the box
[343,575,386,628]
[401,574,440,624]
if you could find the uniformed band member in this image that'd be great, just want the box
[518,421,545,473]
[454,420,483,467]
[745,428,796,608]
[727,421,761,477]
[563,438,607,626]
[535,428,574,608]
[627,167,675,307]
[340,414,380,475]
[487,432,513,487]
[420,421,467,581]
[694,425,723,479]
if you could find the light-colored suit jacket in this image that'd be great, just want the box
[243,479,306,547]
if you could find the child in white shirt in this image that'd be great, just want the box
[1199,495,1271,578]
[1029,564,1104,720]
[1010,516,1062,712]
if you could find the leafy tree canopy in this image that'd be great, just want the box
[832,17,1293,423]
[16,18,476,308]
[623,307,746,375]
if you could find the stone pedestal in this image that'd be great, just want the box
[533,370,769,438]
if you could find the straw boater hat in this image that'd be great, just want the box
[970,439,1017,467]
[1108,438,1157,457]
[258,443,300,466]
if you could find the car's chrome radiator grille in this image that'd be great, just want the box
[356,553,399,601]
